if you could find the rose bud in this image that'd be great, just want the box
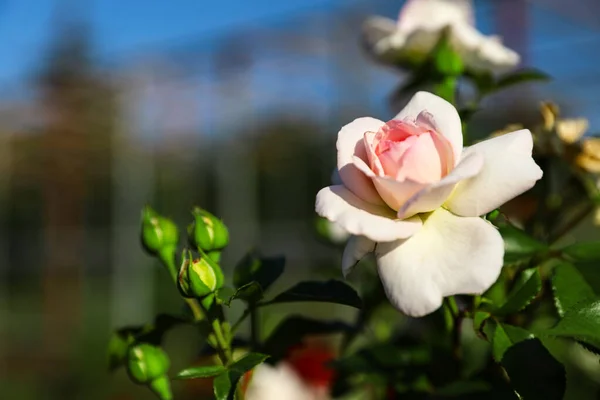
[140,206,179,256]
[187,207,229,257]
[177,249,224,299]
[127,343,170,384]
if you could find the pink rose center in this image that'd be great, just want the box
[367,119,454,184]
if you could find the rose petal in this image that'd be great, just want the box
[342,236,376,277]
[445,130,543,217]
[337,117,386,205]
[316,185,422,242]
[397,150,483,219]
[246,363,311,400]
[394,91,463,161]
[375,208,503,317]
[398,0,474,33]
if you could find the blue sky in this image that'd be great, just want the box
[0,0,357,84]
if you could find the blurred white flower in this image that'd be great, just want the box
[362,0,520,74]
[245,363,329,400]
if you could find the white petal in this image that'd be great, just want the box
[342,236,376,277]
[398,0,474,33]
[337,117,386,205]
[362,16,398,55]
[445,130,543,217]
[454,24,520,74]
[246,363,312,400]
[375,208,503,317]
[394,91,463,161]
[316,185,422,242]
[397,150,483,219]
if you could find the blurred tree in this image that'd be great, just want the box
[36,21,118,392]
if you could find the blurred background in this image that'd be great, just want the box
[1,0,600,398]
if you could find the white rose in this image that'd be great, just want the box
[245,363,325,400]
[362,0,520,74]
[315,91,543,317]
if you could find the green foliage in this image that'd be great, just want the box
[472,68,551,97]
[233,251,285,292]
[226,281,264,305]
[212,353,270,400]
[501,339,565,400]
[488,321,533,362]
[552,262,595,316]
[175,365,227,379]
[492,269,542,316]
[266,279,363,308]
[498,224,548,264]
[561,241,600,262]
[546,299,600,349]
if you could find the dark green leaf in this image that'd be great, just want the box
[227,281,264,305]
[552,262,595,317]
[499,224,547,264]
[233,251,285,292]
[494,68,551,92]
[493,269,542,316]
[545,299,600,348]
[212,352,270,400]
[230,352,270,374]
[502,339,565,400]
[489,322,533,362]
[216,287,236,304]
[263,316,354,361]
[213,372,232,400]
[473,311,491,337]
[436,380,491,396]
[175,365,227,379]
[333,343,430,375]
[266,280,362,308]
[562,241,600,262]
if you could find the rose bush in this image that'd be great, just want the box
[362,0,519,74]
[316,91,543,317]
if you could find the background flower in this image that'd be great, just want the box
[362,0,519,74]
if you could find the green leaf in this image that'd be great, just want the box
[473,311,491,336]
[489,321,533,362]
[230,352,270,373]
[212,352,270,400]
[215,287,236,304]
[552,262,595,317]
[263,316,354,361]
[266,280,362,308]
[499,224,547,264]
[501,339,565,400]
[175,365,227,380]
[436,380,491,396]
[233,251,285,292]
[227,281,264,305]
[494,68,551,92]
[213,372,233,400]
[561,241,600,262]
[545,299,600,348]
[493,269,542,316]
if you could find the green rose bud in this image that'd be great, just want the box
[127,343,170,384]
[141,206,179,255]
[178,249,224,299]
[188,207,229,253]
